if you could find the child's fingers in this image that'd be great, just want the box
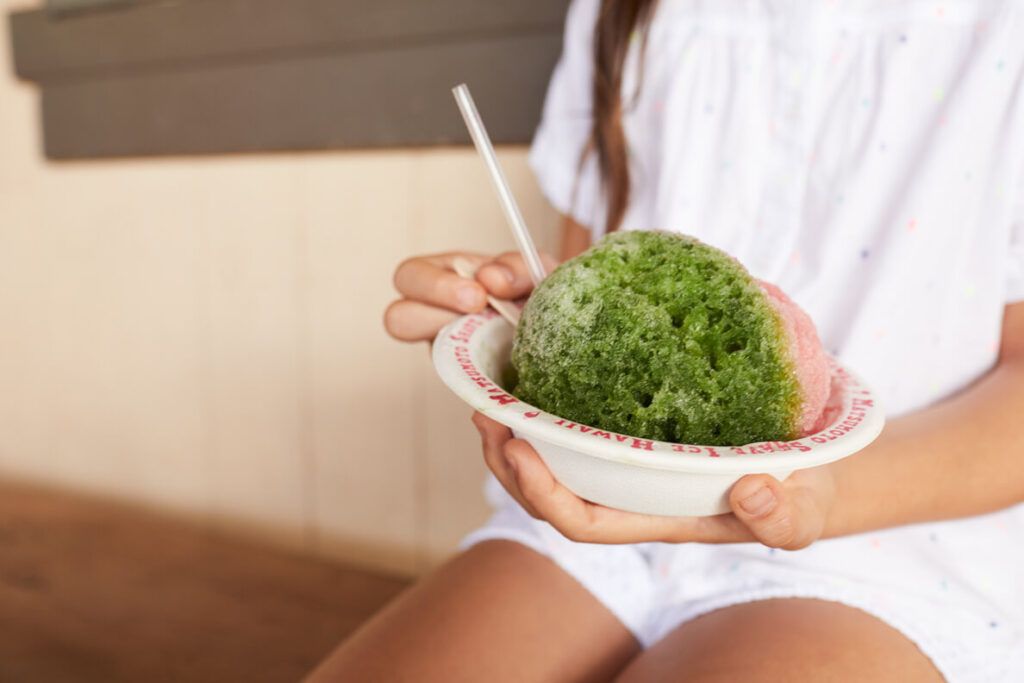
[501,438,592,531]
[476,251,558,300]
[472,413,542,519]
[504,439,755,544]
[383,300,459,342]
[506,440,675,544]
[729,474,815,550]
[393,254,487,313]
[656,511,753,545]
[476,254,531,300]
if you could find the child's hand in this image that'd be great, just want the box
[384,251,555,342]
[472,412,837,549]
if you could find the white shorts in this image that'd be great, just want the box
[461,477,1024,683]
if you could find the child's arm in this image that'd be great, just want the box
[560,216,592,260]
[474,283,1024,548]
[826,301,1024,536]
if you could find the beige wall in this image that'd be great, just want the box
[0,1,560,574]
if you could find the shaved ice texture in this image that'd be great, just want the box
[509,231,830,446]
[758,281,831,436]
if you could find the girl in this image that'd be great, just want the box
[313,1,1024,680]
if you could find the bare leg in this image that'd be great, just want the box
[307,540,640,683]
[616,598,943,682]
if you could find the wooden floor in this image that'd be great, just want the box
[0,481,410,683]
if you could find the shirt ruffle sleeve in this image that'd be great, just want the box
[528,0,606,236]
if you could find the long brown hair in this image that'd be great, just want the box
[589,0,659,233]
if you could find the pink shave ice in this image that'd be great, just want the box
[758,281,831,436]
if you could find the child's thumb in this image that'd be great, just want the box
[729,474,810,550]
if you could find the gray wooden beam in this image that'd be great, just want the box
[38,34,562,158]
[45,0,162,16]
[9,0,570,158]
[12,0,570,82]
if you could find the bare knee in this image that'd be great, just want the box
[616,599,943,683]
[309,541,639,683]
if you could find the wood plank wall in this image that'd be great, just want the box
[0,1,563,575]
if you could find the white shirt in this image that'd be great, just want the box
[470,4,1024,675]
[530,0,1024,417]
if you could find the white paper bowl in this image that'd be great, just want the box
[433,311,885,517]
